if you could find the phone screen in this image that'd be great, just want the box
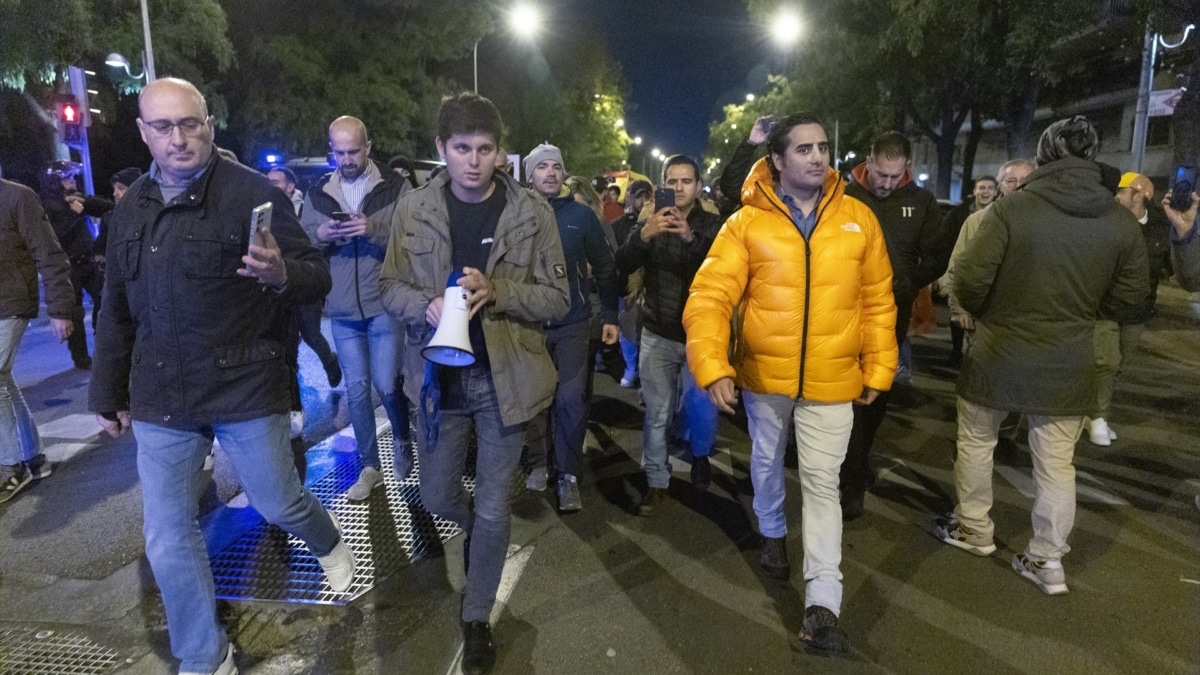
[1170,165,1197,211]
[331,211,352,222]
[654,187,676,213]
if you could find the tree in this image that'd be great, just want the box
[219,0,490,162]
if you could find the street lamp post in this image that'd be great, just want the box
[140,0,156,81]
[1131,23,1194,172]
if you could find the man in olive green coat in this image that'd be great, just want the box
[933,116,1148,596]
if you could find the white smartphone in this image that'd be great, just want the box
[248,202,273,253]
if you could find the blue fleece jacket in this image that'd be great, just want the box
[546,194,619,328]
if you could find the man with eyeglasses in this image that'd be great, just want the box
[90,78,352,675]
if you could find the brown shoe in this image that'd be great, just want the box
[637,487,667,516]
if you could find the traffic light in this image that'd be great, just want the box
[55,94,82,143]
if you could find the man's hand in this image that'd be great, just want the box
[854,387,882,406]
[1163,190,1199,239]
[748,115,773,145]
[238,229,288,288]
[97,411,132,438]
[426,295,444,327]
[640,208,677,241]
[66,194,85,214]
[317,211,369,243]
[707,376,739,414]
[49,317,73,342]
[950,311,974,330]
[457,267,495,318]
[601,323,618,345]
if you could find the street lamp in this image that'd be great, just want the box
[474,3,542,93]
[105,53,147,81]
[1131,23,1195,172]
[771,9,802,48]
[746,93,755,102]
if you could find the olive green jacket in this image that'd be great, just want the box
[379,170,569,426]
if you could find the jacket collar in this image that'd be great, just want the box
[741,157,844,222]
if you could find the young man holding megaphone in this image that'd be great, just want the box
[379,92,569,675]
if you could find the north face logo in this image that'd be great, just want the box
[841,223,861,233]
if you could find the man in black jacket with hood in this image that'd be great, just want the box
[841,132,946,520]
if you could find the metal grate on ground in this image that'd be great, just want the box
[0,628,119,675]
[211,422,479,605]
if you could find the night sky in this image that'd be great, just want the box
[539,0,774,160]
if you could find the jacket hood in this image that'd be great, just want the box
[850,162,913,196]
[741,157,845,216]
[1020,157,1117,219]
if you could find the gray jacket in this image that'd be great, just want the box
[378,170,570,426]
[956,157,1148,415]
[300,161,406,320]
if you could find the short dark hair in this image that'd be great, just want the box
[436,92,503,145]
[765,111,825,183]
[267,166,297,184]
[661,154,701,183]
[870,131,911,161]
[973,175,997,187]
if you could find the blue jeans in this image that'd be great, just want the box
[331,314,409,469]
[133,415,340,672]
[417,366,526,623]
[638,329,717,489]
[0,318,39,472]
[526,320,590,478]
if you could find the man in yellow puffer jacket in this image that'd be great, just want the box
[684,112,897,654]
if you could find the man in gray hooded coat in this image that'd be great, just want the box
[932,116,1148,595]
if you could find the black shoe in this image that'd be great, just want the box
[691,455,712,493]
[841,491,865,522]
[800,605,848,655]
[461,621,497,674]
[74,357,92,371]
[324,353,343,388]
[760,535,791,580]
[637,487,667,516]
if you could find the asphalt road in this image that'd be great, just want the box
[1,288,1198,675]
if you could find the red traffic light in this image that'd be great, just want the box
[55,96,81,125]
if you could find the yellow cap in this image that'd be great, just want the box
[1117,172,1153,199]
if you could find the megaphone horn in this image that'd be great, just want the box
[422,284,476,367]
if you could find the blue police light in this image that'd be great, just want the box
[264,153,280,165]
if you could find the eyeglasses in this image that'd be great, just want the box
[142,117,210,137]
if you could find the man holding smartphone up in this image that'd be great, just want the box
[615,154,724,514]
[301,116,413,500]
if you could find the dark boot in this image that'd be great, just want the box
[637,487,667,516]
[760,535,791,580]
[461,621,496,674]
[691,455,712,493]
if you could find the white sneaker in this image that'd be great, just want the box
[202,451,214,472]
[289,410,306,439]
[1088,418,1112,447]
[1012,553,1068,595]
[316,512,356,593]
[179,642,237,675]
[525,467,548,492]
[346,467,383,501]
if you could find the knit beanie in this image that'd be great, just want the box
[1035,116,1099,167]
[523,142,565,176]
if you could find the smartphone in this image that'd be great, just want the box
[654,187,676,212]
[760,117,774,135]
[1169,165,1197,211]
[248,202,273,252]
[331,211,353,222]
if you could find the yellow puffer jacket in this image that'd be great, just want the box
[684,158,897,402]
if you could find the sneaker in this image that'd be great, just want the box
[557,473,582,512]
[931,513,996,556]
[800,605,848,655]
[0,468,32,504]
[316,512,356,593]
[346,467,383,501]
[690,455,712,493]
[289,410,305,439]
[461,621,497,675]
[1088,418,1112,447]
[179,642,238,675]
[525,467,548,492]
[760,535,791,580]
[637,487,667,516]
[26,454,52,480]
[1012,553,1068,595]
[619,375,638,389]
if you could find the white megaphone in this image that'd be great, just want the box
[422,276,476,367]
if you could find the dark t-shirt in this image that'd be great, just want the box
[445,180,506,363]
